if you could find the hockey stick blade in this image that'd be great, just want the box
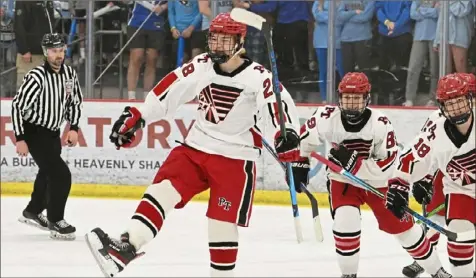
[261,138,321,242]
[300,184,324,242]
[309,151,476,242]
[230,8,266,30]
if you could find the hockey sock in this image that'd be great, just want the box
[126,180,181,250]
[447,219,475,277]
[332,206,361,275]
[427,215,445,248]
[208,219,238,277]
[396,224,442,275]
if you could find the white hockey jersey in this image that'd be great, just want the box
[299,106,399,188]
[137,53,299,161]
[393,117,475,199]
[419,109,444,175]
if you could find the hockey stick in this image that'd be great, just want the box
[261,139,324,242]
[230,8,303,243]
[309,151,476,242]
[422,202,428,233]
[416,203,445,224]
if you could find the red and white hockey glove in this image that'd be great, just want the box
[110,106,145,149]
[274,128,300,162]
[386,178,410,220]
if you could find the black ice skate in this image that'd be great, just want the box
[18,210,49,231]
[402,261,425,278]
[48,220,76,240]
[431,267,452,278]
[341,274,357,278]
[85,228,144,277]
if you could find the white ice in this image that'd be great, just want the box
[1,196,451,277]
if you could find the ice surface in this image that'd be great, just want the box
[1,197,450,277]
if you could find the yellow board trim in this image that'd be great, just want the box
[0,182,424,212]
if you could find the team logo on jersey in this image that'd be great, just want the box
[65,79,74,95]
[198,83,243,124]
[446,149,475,186]
[218,197,231,211]
[339,138,373,159]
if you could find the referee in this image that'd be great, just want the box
[11,33,83,241]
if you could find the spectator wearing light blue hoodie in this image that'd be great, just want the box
[338,0,375,74]
[434,0,474,73]
[375,1,413,70]
[404,0,439,107]
[168,0,202,61]
[313,0,345,103]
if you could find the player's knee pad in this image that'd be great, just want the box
[426,215,445,247]
[208,219,238,275]
[333,206,361,256]
[127,180,181,249]
[447,219,475,267]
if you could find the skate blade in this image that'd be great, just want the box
[85,232,120,278]
[50,230,76,241]
[18,216,49,231]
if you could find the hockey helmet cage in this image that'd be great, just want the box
[436,73,472,125]
[207,13,247,64]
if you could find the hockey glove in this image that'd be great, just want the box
[274,128,300,162]
[412,175,434,205]
[110,106,145,149]
[386,178,410,219]
[287,158,310,193]
[329,144,362,175]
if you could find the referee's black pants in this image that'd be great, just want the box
[23,122,72,222]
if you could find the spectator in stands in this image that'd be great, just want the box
[313,0,345,103]
[239,0,274,67]
[270,1,312,71]
[375,1,413,71]
[434,0,474,73]
[14,0,55,89]
[403,0,439,107]
[338,0,375,74]
[126,1,167,100]
[168,0,202,64]
[0,0,16,97]
[72,0,87,63]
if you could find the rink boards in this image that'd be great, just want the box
[0,99,434,209]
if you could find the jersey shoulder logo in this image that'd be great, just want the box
[198,83,243,124]
[446,149,475,186]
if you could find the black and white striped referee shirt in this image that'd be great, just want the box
[11,62,83,141]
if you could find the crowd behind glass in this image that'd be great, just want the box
[1,0,475,106]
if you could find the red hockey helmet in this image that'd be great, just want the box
[207,13,247,64]
[458,73,476,94]
[338,72,372,94]
[436,73,472,125]
[338,72,371,121]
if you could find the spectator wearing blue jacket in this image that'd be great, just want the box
[404,0,439,107]
[268,1,312,70]
[126,1,168,100]
[168,0,202,63]
[313,0,345,103]
[434,0,474,73]
[375,1,413,70]
[338,0,375,73]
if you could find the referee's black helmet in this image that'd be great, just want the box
[41,33,65,56]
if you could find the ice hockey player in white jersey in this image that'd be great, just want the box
[290,72,448,278]
[389,73,475,278]
[84,12,300,277]
[402,72,476,278]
